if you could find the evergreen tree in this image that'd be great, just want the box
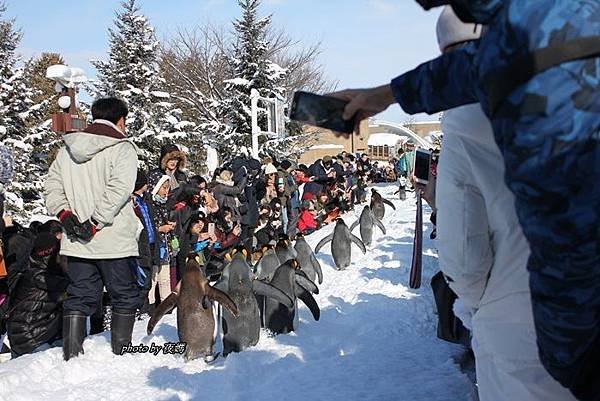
[218,0,287,161]
[92,0,196,168]
[24,52,65,117]
[0,3,51,220]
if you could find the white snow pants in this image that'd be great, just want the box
[436,105,575,401]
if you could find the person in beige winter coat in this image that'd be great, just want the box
[45,97,142,360]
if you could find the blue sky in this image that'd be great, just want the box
[6,0,442,122]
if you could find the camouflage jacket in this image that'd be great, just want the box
[391,1,600,398]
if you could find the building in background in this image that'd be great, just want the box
[297,118,441,164]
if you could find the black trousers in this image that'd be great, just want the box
[64,257,140,316]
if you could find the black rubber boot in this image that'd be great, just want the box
[63,311,87,361]
[111,308,136,355]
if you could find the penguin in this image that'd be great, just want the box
[213,252,294,355]
[254,245,284,282]
[274,235,297,264]
[370,188,396,220]
[294,234,323,284]
[262,260,320,334]
[147,257,239,362]
[394,176,408,201]
[349,205,386,247]
[315,218,366,270]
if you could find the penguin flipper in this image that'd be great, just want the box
[310,253,323,285]
[350,233,367,254]
[147,291,179,335]
[383,198,396,210]
[349,219,359,232]
[295,286,320,321]
[373,216,386,235]
[212,278,228,293]
[314,234,333,254]
[206,286,239,318]
[252,279,293,309]
[295,271,319,294]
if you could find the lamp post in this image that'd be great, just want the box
[46,64,87,133]
[250,88,285,159]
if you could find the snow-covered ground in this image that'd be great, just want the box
[0,184,473,401]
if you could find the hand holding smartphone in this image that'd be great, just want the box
[413,148,432,185]
[289,91,356,134]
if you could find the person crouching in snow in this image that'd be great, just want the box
[6,221,68,358]
[297,200,318,235]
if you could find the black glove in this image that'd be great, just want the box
[77,220,98,242]
[57,210,98,242]
[57,210,82,238]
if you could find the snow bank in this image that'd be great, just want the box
[0,184,472,401]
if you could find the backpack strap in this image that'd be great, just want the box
[485,36,600,117]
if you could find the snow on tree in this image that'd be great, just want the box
[25,52,65,116]
[91,0,198,169]
[0,3,53,220]
[161,1,331,163]
[217,0,289,161]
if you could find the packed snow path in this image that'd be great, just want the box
[0,184,473,401]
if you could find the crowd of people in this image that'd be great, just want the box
[1,1,597,400]
[0,96,409,364]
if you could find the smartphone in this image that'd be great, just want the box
[289,91,356,134]
[208,222,215,236]
[414,148,432,185]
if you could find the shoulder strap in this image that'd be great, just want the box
[485,36,600,116]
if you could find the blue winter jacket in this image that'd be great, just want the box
[391,1,600,399]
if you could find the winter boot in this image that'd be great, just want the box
[110,308,136,355]
[63,311,87,361]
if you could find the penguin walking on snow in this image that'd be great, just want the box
[349,205,386,247]
[262,260,320,334]
[254,246,282,282]
[147,257,239,362]
[394,176,408,201]
[213,252,293,355]
[294,234,323,284]
[275,236,298,264]
[315,218,366,270]
[370,188,396,220]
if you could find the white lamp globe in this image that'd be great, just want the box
[58,96,71,110]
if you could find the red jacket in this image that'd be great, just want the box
[297,210,317,233]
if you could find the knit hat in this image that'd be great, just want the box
[436,6,482,52]
[134,170,148,192]
[150,174,170,196]
[264,163,278,175]
[32,231,60,258]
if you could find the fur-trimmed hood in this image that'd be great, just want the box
[159,144,187,172]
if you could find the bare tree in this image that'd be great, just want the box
[160,22,336,125]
